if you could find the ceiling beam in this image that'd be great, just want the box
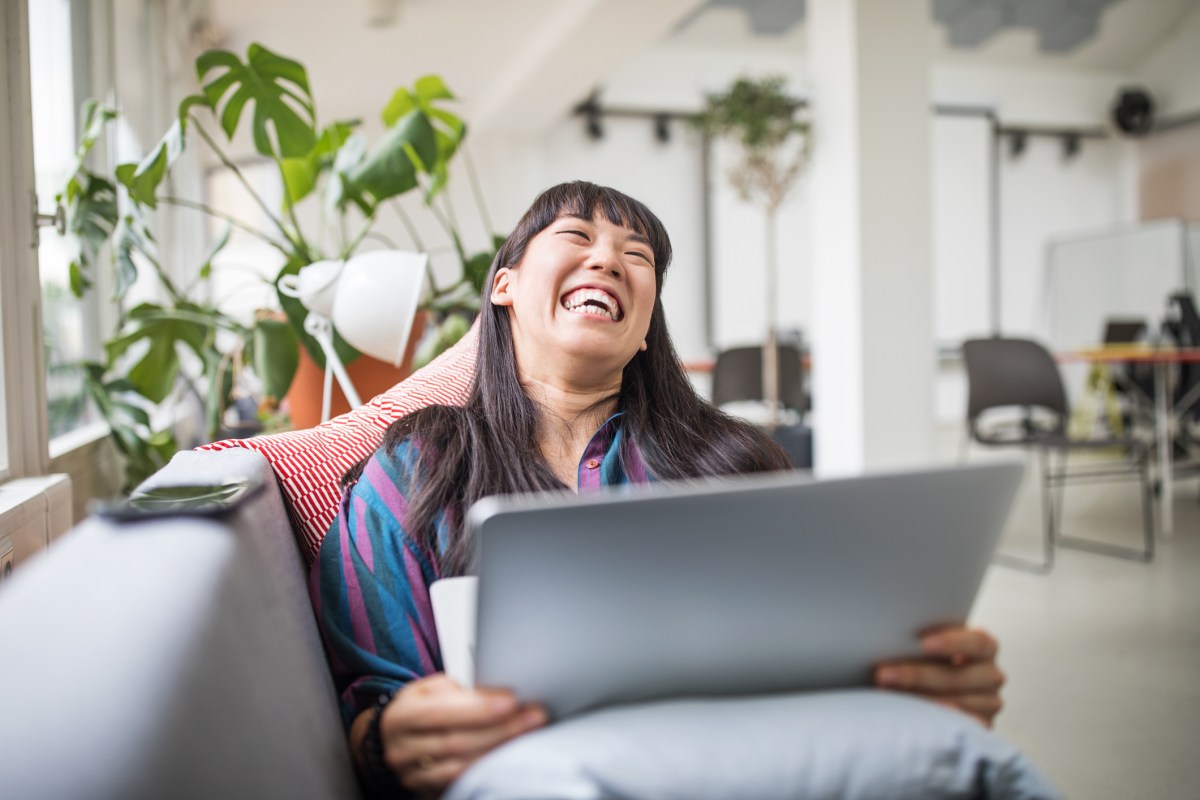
[471,0,700,136]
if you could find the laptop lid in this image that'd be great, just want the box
[466,461,1022,719]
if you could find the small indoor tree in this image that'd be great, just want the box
[694,75,810,426]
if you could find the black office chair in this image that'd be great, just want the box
[1170,292,1200,427]
[711,345,806,411]
[962,337,1155,572]
[711,344,811,469]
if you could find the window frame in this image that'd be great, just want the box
[0,0,51,483]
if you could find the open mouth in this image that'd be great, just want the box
[561,287,623,321]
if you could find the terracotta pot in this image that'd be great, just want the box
[285,313,426,429]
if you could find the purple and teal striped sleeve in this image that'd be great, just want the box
[309,439,445,728]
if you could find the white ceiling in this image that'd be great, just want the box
[668,0,1200,72]
[202,0,1199,139]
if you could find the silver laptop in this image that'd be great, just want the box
[465,461,1023,719]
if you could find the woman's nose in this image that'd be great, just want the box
[586,243,624,279]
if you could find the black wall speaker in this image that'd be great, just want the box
[1111,88,1155,135]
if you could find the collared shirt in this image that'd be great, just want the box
[310,413,650,726]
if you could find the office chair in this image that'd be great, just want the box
[711,345,806,411]
[1170,292,1200,426]
[711,344,811,468]
[962,337,1155,572]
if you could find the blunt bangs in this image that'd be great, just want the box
[499,182,673,286]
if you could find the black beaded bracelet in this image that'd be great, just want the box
[359,690,403,799]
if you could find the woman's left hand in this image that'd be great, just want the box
[874,626,1006,727]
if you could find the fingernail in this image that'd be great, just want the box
[490,695,516,712]
[524,708,546,726]
[924,635,947,653]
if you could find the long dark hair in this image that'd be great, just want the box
[348,181,791,575]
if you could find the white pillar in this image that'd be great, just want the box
[808,0,935,475]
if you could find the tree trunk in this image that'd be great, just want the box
[762,208,781,428]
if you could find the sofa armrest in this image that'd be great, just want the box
[0,449,358,800]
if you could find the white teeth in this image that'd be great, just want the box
[561,288,621,321]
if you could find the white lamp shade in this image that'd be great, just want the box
[331,250,429,366]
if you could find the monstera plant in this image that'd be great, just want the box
[63,43,500,489]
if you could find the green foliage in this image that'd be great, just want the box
[197,44,316,159]
[692,75,810,212]
[59,43,501,492]
[693,76,806,152]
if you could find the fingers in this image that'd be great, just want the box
[387,675,520,733]
[920,627,999,662]
[389,705,547,773]
[379,674,548,794]
[876,659,1006,695]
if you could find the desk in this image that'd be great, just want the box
[1058,346,1200,537]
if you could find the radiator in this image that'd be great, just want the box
[0,474,73,582]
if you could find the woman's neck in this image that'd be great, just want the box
[522,374,621,489]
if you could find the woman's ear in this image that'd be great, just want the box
[490,267,514,307]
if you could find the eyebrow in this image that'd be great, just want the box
[557,213,653,248]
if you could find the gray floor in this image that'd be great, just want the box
[953,437,1200,799]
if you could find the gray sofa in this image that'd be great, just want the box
[0,447,1061,800]
[0,448,358,800]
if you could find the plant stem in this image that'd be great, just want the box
[274,156,314,259]
[421,177,466,262]
[463,147,495,234]
[341,218,373,259]
[390,200,426,251]
[191,120,302,256]
[137,246,185,306]
[159,196,290,255]
[362,230,400,249]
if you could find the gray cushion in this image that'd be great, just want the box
[446,690,1060,800]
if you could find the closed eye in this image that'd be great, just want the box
[626,250,654,266]
[559,229,590,241]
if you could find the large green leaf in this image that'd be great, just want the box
[115,95,206,209]
[105,302,223,403]
[197,43,317,159]
[251,316,299,402]
[279,120,358,208]
[71,101,118,175]
[112,214,148,300]
[325,132,367,213]
[375,76,465,205]
[344,109,437,210]
[62,172,118,298]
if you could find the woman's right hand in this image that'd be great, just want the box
[380,673,547,795]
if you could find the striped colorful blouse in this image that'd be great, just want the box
[309,413,651,727]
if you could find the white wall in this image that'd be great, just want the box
[191,4,1195,433]
[1135,1,1200,118]
[491,48,1144,427]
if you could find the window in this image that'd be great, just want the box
[30,0,106,445]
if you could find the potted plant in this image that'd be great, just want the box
[62,43,499,489]
[693,75,810,427]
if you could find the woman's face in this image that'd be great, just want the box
[490,212,658,387]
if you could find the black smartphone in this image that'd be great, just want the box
[94,478,265,521]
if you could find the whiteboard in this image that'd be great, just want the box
[1045,219,1193,352]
